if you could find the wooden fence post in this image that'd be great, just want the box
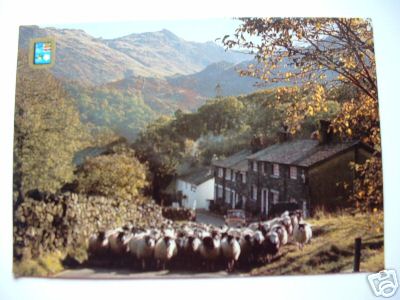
[353,237,362,272]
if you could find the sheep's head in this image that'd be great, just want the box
[211,230,220,239]
[244,234,253,244]
[269,232,280,245]
[176,237,185,249]
[203,236,214,250]
[98,231,106,241]
[164,236,175,248]
[117,231,125,242]
[227,235,234,244]
[145,235,155,247]
[187,235,196,247]
[253,232,264,245]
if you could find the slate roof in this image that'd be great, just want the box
[178,167,214,186]
[247,139,360,167]
[213,149,252,171]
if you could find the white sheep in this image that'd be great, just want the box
[183,235,202,269]
[281,216,294,236]
[154,235,178,270]
[221,234,241,272]
[238,231,254,266]
[128,233,156,270]
[248,222,260,231]
[88,230,109,258]
[293,222,312,249]
[108,230,129,256]
[199,233,221,271]
[262,231,280,262]
[271,224,288,246]
[252,230,265,262]
[281,210,290,218]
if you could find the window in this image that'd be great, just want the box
[225,168,231,180]
[225,188,231,204]
[242,172,247,183]
[301,169,306,183]
[252,185,257,200]
[216,184,223,199]
[218,168,223,178]
[263,162,268,175]
[252,161,258,172]
[289,197,297,203]
[290,166,297,179]
[191,185,196,192]
[232,171,236,182]
[272,164,280,177]
[271,190,279,204]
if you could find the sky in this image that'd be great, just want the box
[44,18,242,43]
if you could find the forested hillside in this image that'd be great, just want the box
[133,85,343,200]
[65,83,158,140]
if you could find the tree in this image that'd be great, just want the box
[14,52,88,205]
[223,18,376,100]
[76,147,148,200]
[133,116,186,201]
[223,18,382,217]
[197,96,245,134]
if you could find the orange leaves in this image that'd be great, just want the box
[307,106,315,116]
[273,84,330,134]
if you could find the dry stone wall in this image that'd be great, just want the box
[13,192,165,260]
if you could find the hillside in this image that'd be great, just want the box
[251,212,384,275]
[168,61,262,98]
[65,82,158,140]
[103,76,205,114]
[18,26,250,85]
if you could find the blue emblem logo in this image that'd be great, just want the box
[33,42,52,65]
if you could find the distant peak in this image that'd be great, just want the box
[118,28,180,41]
[160,28,173,34]
[158,28,179,38]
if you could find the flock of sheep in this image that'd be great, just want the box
[88,210,312,273]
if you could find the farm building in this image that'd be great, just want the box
[213,149,252,210]
[213,121,373,217]
[175,167,214,210]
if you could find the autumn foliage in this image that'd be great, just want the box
[223,18,382,220]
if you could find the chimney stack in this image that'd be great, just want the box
[277,123,290,143]
[251,134,263,153]
[319,119,332,144]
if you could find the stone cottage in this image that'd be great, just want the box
[213,123,373,217]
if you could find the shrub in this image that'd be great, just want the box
[77,151,148,200]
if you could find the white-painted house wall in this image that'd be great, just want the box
[176,177,215,210]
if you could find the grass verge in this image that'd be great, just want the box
[251,212,384,276]
[13,251,65,277]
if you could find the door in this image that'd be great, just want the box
[232,191,239,209]
[261,188,269,216]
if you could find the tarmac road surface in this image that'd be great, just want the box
[55,267,242,279]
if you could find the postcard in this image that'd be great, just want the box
[13,18,383,279]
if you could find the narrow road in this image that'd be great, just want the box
[195,210,225,226]
[55,267,238,279]
[55,210,230,279]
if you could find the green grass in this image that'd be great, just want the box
[14,251,65,278]
[251,212,384,276]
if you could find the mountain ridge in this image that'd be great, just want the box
[18,25,250,85]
